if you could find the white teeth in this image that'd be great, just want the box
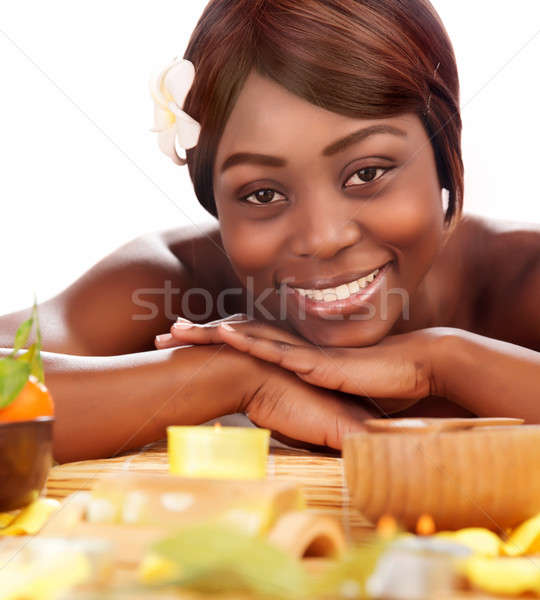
[295,267,382,301]
[348,280,360,294]
[335,284,350,300]
[366,269,378,282]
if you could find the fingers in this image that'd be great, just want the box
[245,374,371,450]
[276,399,368,450]
[218,323,318,372]
[154,314,248,349]
[217,325,419,400]
[154,332,180,349]
[170,314,251,347]
[159,317,302,350]
[195,314,249,326]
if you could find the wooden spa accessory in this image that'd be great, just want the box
[342,417,540,531]
[40,472,346,566]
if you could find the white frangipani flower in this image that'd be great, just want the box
[149,57,201,165]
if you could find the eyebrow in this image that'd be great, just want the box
[219,124,407,174]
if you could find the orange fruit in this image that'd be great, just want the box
[0,375,54,423]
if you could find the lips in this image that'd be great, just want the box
[292,267,381,302]
[281,262,391,292]
[283,261,393,318]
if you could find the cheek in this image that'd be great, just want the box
[369,167,443,279]
[218,215,285,280]
[376,194,441,249]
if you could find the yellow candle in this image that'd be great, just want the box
[167,424,270,479]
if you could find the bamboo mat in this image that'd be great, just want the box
[38,440,491,598]
[44,438,372,544]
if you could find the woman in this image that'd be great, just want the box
[1,0,539,462]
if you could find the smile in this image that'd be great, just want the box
[294,267,381,302]
[283,261,393,318]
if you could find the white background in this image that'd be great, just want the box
[1,1,539,315]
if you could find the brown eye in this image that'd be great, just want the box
[242,189,286,205]
[345,167,389,187]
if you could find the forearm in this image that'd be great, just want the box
[1,345,247,463]
[434,329,540,422]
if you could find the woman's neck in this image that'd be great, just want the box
[389,218,475,335]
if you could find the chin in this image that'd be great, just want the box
[295,316,396,348]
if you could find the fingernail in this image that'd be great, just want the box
[176,316,192,323]
[220,322,235,332]
[173,322,193,330]
[155,333,173,344]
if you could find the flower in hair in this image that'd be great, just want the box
[149,57,200,165]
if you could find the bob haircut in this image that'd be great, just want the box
[183,0,463,227]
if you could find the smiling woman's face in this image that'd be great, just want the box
[212,70,447,346]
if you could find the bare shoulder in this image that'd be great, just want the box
[468,213,540,283]
[456,212,540,266]
[0,225,234,356]
[459,213,540,349]
[157,222,240,293]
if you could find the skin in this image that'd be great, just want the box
[158,71,540,418]
[1,71,539,461]
[211,71,449,348]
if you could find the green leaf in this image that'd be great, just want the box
[11,317,33,356]
[32,345,45,383]
[0,357,31,409]
[31,295,45,383]
[10,296,44,384]
[149,523,308,598]
[17,343,44,383]
[32,294,42,347]
[0,296,46,412]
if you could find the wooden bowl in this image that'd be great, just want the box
[0,417,54,511]
[342,418,540,531]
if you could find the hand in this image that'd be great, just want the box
[215,324,446,415]
[155,314,306,349]
[155,319,377,449]
[156,316,444,414]
[237,351,378,450]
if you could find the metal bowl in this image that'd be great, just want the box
[0,417,54,511]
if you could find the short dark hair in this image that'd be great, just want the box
[183,0,463,226]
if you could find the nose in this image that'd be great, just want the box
[290,195,362,260]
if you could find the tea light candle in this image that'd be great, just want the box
[167,424,270,479]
